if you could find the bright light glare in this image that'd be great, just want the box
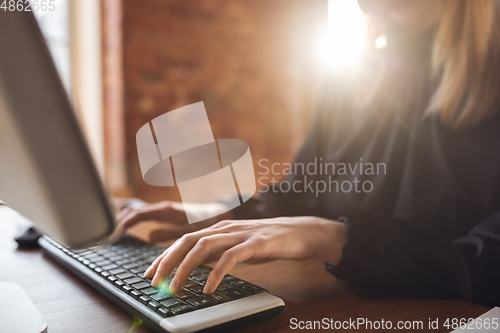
[317,0,367,68]
[375,35,387,49]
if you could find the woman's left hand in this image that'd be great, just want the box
[144,216,347,295]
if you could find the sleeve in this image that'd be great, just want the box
[325,211,500,307]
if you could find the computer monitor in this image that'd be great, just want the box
[0,10,115,247]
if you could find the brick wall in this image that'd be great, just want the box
[105,0,328,202]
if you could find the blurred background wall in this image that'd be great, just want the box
[102,0,329,203]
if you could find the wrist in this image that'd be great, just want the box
[317,218,347,266]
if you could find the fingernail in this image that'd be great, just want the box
[203,281,212,294]
[144,266,153,277]
[152,274,161,287]
[169,277,178,292]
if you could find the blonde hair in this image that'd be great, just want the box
[427,0,500,129]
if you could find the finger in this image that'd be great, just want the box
[144,247,172,278]
[150,235,196,287]
[116,207,132,222]
[204,243,255,294]
[145,220,233,277]
[168,233,246,292]
[119,203,176,229]
[150,227,237,287]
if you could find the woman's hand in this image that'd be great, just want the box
[117,201,233,242]
[144,216,347,295]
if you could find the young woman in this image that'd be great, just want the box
[118,0,500,307]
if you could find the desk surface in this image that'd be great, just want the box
[0,206,489,333]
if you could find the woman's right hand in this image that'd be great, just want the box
[117,201,233,242]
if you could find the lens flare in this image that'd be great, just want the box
[127,317,143,333]
[157,279,175,296]
[317,0,367,68]
[375,35,387,49]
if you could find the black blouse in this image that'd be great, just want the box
[232,25,500,307]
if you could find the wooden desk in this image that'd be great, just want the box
[0,206,489,333]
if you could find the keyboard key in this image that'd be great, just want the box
[89,257,105,264]
[101,271,111,277]
[158,307,173,317]
[230,280,249,288]
[185,296,215,309]
[148,301,161,310]
[102,264,119,271]
[170,304,195,315]
[189,284,205,294]
[82,260,90,265]
[223,287,251,300]
[109,268,126,275]
[88,264,96,269]
[95,249,114,256]
[128,255,144,261]
[146,256,157,264]
[124,277,143,285]
[215,283,231,291]
[94,267,103,273]
[130,266,148,274]
[141,287,158,296]
[174,289,195,300]
[133,255,149,262]
[95,260,111,266]
[139,295,151,305]
[183,280,200,288]
[107,275,118,282]
[160,298,181,308]
[122,285,133,293]
[123,263,140,270]
[116,272,134,280]
[191,274,209,282]
[132,282,151,290]
[105,255,122,261]
[114,280,125,287]
[116,259,131,266]
[190,267,206,276]
[241,285,267,295]
[83,254,100,260]
[75,250,92,255]
[130,290,142,299]
[206,291,229,304]
[151,293,171,302]
[222,275,237,283]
